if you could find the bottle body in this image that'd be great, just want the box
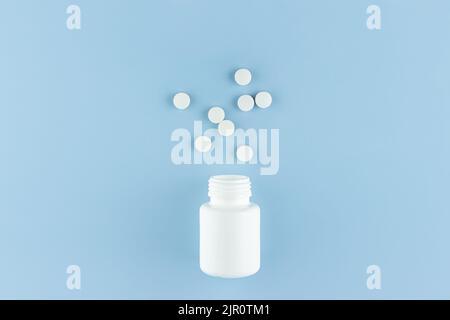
[199,175,260,278]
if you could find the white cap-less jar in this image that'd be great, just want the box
[200,175,260,278]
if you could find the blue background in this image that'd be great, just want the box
[1,0,449,299]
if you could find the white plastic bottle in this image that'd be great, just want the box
[200,175,260,278]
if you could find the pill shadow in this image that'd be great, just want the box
[228,70,236,84]
[166,94,173,107]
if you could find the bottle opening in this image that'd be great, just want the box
[208,175,252,206]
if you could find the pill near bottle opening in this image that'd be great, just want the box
[234,68,252,86]
[208,106,225,124]
[237,94,255,112]
[236,145,254,162]
[255,91,272,109]
[218,120,235,137]
[195,136,212,153]
[173,92,191,110]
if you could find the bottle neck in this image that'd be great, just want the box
[208,175,252,207]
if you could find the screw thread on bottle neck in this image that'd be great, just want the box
[208,175,252,206]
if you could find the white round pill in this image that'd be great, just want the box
[237,95,255,112]
[173,92,190,110]
[195,136,212,153]
[255,91,272,109]
[218,120,235,137]
[208,106,225,124]
[234,68,252,86]
[236,145,254,162]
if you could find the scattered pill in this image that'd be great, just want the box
[173,92,191,110]
[237,94,255,112]
[218,120,235,137]
[236,145,254,162]
[208,106,225,124]
[234,68,252,86]
[255,91,272,109]
[195,136,212,153]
